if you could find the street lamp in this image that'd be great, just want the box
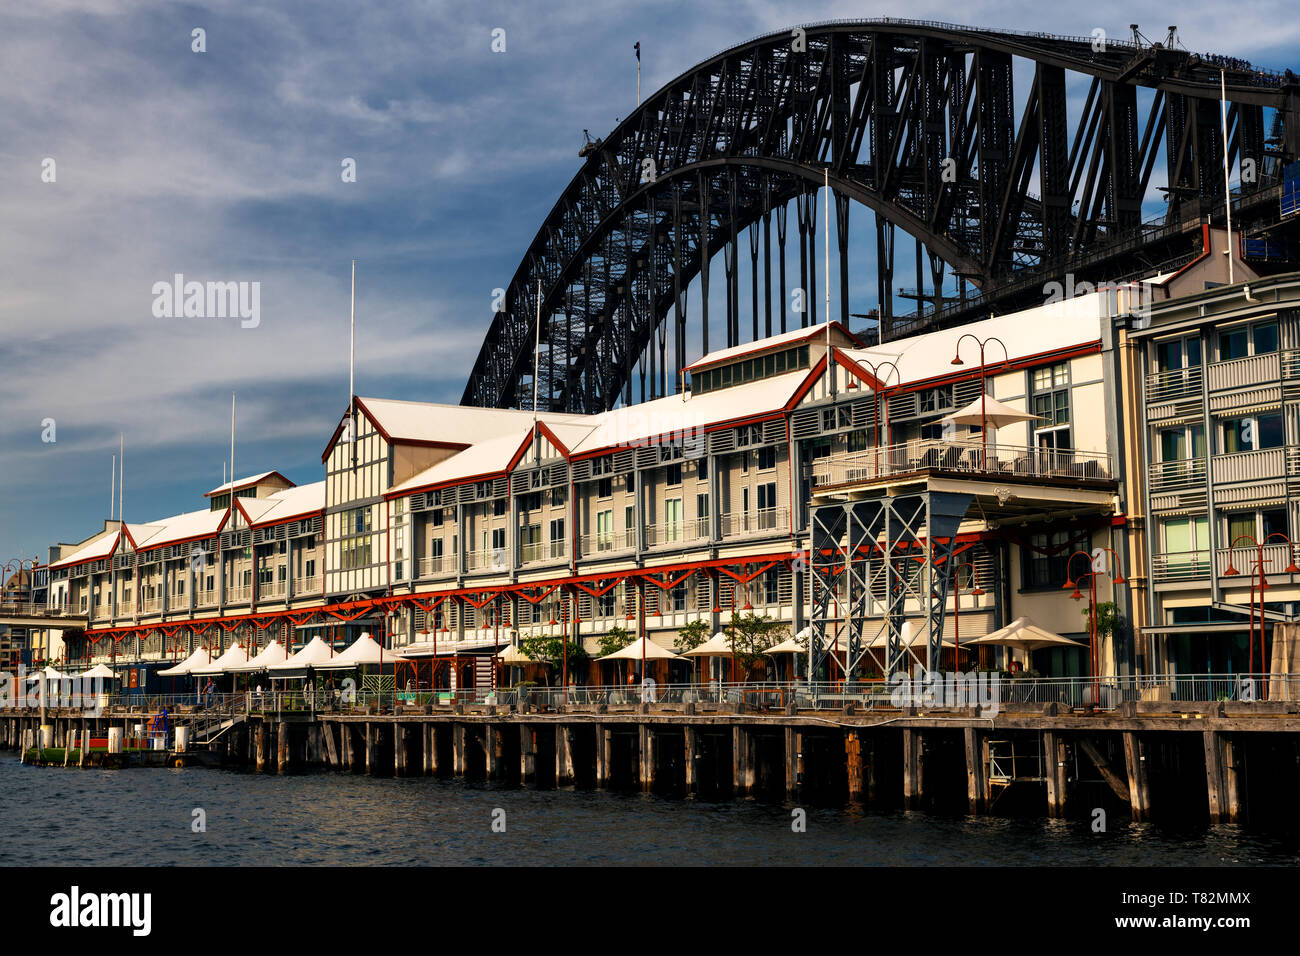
[1063,547,1125,705]
[854,358,902,477]
[1223,531,1298,684]
[951,334,1010,465]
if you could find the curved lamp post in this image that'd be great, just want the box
[854,358,902,477]
[951,334,1010,465]
[1063,547,1126,705]
[1224,531,1298,685]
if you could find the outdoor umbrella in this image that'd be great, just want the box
[939,394,1042,432]
[961,616,1086,654]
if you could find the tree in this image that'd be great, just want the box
[723,613,788,682]
[677,619,710,652]
[1082,601,1123,645]
[596,624,633,658]
[518,633,588,685]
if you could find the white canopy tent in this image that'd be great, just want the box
[158,647,212,677]
[268,636,340,673]
[226,640,289,673]
[313,633,408,671]
[80,663,116,679]
[24,665,70,682]
[190,643,250,676]
[940,394,1043,433]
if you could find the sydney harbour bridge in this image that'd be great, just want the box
[463,19,1300,415]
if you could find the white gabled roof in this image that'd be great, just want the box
[684,320,859,372]
[356,397,589,447]
[128,508,226,552]
[49,529,120,569]
[571,370,809,454]
[240,481,324,527]
[841,293,1107,390]
[205,471,293,497]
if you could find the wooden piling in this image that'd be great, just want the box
[787,727,801,799]
[683,726,699,796]
[732,725,754,796]
[255,722,266,773]
[846,730,866,803]
[520,724,536,785]
[1044,731,1067,818]
[453,723,466,776]
[395,722,407,776]
[486,725,502,780]
[1122,731,1149,821]
[902,728,920,809]
[365,721,374,775]
[1203,730,1227,823]
[639,724,653,793]
[276,722,289,774]
[555,725,574,787]
[595,723,609,789]
[963,727,985,813]
[1223,735,1243,824]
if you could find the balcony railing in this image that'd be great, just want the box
[1216,541,1300,579]
[293,576,320,594]
[812,439,1112,488]
[1206,350,1283,393]
[1145,365,1203,404]
[1210,446,1285,485]
[1151,551,1213,582]
[257,581,285,599]
[466,549,510,573]
[195,589,218,607]
[224,585,251,604]
[520,540,566,565]
[580,529,635,557]
[720,507,789,537]
[417,556,449,578]
[1147,457,1207,491]
[138,596,163,614]
[644,517,710,548]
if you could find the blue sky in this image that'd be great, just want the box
[2,0,1298,559]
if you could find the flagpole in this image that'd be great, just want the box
[1220,69,1235,284]
[110,455,115,521]
[349,259,356,458]
[230,392,236,502]
[118,432,124,525]
[825,166,832,395]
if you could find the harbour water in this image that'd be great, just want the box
[2,759,1297,866]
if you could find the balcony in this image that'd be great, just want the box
[720,507,789,538]
[224,585,251,604]
[1151,551,1212,583]
[1217,541,1300,580]
[195,589,218,608]
[138,596,164,614]
[812,438,1112,489]
[257,581,286,600]
[1206,350,1282,393]
[579,529,635,558]
[417,556,450,579]
[644,517,710,549]
[1147,457,1207,492]
[1145,365,1203,404]
[1210,447,1285,485]
[466,549,509,573]
[520,540,566,566]
[293,576,320,594]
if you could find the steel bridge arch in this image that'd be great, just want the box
[463,18,1299,414]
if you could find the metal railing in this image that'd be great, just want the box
[644,518,710,548]
[417,556,449,578]
[257,580,285,599]
[1145,365,1203,403]
[1147,457,1206,491]
[294,575,320,594]
[813,439,1112,487]
[224,585,251,603]
[720,507,789,537]
[1151,551,1213,582]
[579,529,635,556]
[1206,350,1286,393]
[1210,446,1286,485]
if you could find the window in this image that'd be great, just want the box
[1031,362,1071,450]
[625,506,635,534]
[757,446,777,470]
[550,518,566,557]
[592,456,613,476]
[596,510,613,550]
[920,385,953,413]
[1220,320,1278,361]
[697,493,710,521]
[492,497,507,517]
[665,498,683,542]
[698,459,708,481]
[1221,412,1284,453]
[762,568,780,604]
[1227,508,1290,547]
[1156,335,1202,372]
[1159,425,1205,462]
[736,424,762,446]
[1162,516,1210,577]
[1022,530,1072,589]
[431,510,444,527]
[671,581,687,612]
[666,463,682,486]
[550,486,567,507]
[597,477,613,499]
[821,406,852,431]
[847,429,873,452]
[597,591,615,617]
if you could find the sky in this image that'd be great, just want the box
[1,0,1298,560]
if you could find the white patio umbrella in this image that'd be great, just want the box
[312,633,408,671]
[961,616,1086,654]
[940,394,1042,432]
[680,631,733,657]
[496,643,537,665]
[598,635,679,661]
[268,636,340,672]
[81,664,116,679]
